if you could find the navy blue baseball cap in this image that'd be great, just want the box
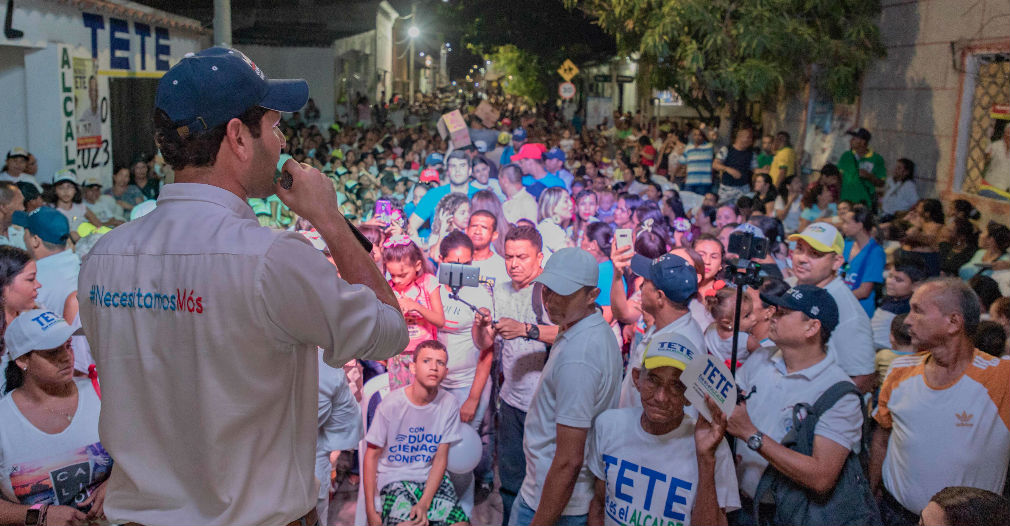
[156,46,308,137]
[512,127,527,142]
[760,285,839,335]
[545,147,566,162]
[424,152,444,167]
[630,253,697,303]
[13,207,70,245]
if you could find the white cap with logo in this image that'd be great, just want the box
[4,309,78,361]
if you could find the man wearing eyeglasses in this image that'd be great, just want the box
[587,333,740,526]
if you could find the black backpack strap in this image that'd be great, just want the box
[531,281,546,326]
[811,382,863,421]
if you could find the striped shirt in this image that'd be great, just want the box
[679,142,714,186]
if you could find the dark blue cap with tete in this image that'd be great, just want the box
[155,46,309,137]
[630,253,698,303]
[760,285,840,335]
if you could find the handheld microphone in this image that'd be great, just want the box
[280,169,373,252]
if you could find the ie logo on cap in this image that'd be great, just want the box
[31,311,58,330]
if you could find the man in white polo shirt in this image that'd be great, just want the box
[788,222,875,393]
[728,285,864,523]
[78,47,406,526]
[870,278,1010,525]
[511,247,623,526]
[617,251,704,408]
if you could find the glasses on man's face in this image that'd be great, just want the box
[640,370,688,398]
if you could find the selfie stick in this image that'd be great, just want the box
[280,170,373,252]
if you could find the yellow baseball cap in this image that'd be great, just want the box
[642,333,699,371]
[788,222,844,255]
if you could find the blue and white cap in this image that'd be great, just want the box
[4,309,79,361]
[156,46,308,137]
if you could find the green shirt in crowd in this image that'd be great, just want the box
[837,149,886,207]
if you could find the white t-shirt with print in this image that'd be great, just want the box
[438,285,492,389]
[0,379,112,507]
[492,280,549,411]
[587,407,740,526]
[364,387,462,494]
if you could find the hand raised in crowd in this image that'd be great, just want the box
[274,158,340,225]
[611,242,633,273]
[696,396,729,458]
[494,317,527,340]
[43,505,87,526]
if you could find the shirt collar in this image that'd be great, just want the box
[157,183,257,221]
[556,310,607,342]
[769,348,836,379]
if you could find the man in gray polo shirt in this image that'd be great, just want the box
[511,247,623,526]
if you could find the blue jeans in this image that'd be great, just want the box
[497,401,527,526]
[508,495,588,526]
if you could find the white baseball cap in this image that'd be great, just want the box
[532,247,599,296]
[4,309,78,361]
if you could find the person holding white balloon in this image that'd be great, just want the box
[363,340,470,526]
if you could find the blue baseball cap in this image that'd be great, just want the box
[545,147,566,162]
[12,207,70,245]
[156,46,308,137]
[512,127,527,142]
[759,285,839,335]
[630,253,697,303]
[424,152,444,167]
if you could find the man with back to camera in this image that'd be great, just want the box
[77,47,407,526]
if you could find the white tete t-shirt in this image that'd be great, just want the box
[438,284,492,389]
[364,387,462,494]
[587,407,740,526]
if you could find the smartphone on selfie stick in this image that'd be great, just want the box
[279,169,373,252]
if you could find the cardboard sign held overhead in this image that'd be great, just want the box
[438,109,471,149]
[683,353,737,423]
[474,101,500,128]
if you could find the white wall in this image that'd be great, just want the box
[0,47,28,154]
[239,45,337,125]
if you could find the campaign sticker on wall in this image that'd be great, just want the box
[683,353,737,422]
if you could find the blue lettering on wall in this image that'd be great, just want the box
[81,12,172,71]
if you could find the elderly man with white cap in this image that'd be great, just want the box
[510,247,623,526]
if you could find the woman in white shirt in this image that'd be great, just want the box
[881,158,919,216]
[536,186,574,261]
[0,310,111,524]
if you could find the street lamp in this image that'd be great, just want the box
[408,24,420,103]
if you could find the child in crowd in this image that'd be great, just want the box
[49,169,98,240]
[363,340,469,526]
[383,235,445,389]
[871,253,929,350]
[875,314,917,389]
[704,286,756,369]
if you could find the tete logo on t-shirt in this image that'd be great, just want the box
[602,455,694,526]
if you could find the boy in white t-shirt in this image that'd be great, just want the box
[363,340,469,526]
[587,333,740,526]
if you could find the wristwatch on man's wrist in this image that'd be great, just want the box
[25,503,45,526]
[746,431,764,452]
[525,323,540,340]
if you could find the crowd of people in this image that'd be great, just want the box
[0,70,1009,526]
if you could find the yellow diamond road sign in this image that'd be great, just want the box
[557,59,579,82]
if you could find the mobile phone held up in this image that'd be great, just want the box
[615,228,633,249]
[374,199,393,224]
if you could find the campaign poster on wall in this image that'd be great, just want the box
[59,44,113,187]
